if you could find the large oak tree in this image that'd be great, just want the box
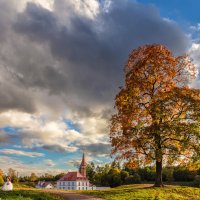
[110,44,200,187]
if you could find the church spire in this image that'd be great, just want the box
[79,153,87,177]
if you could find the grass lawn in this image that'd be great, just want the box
[83,184,200,200]
[0,190,64,200]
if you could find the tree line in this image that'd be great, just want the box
[0,161,199,188]
[86,161,200,187]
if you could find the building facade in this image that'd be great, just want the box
[56,154,96,190]
[36,181,54,189]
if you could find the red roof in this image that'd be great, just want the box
[59,172,88,181]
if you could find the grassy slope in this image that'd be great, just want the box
[0,190,64,200]
[83,184,200,200]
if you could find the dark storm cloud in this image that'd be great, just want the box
[0,83,36,113]
[12,0,190,113]
[78,143,111,156]
[42,144,71,152]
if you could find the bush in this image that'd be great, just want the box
[107,168,122,187]
[162,167,174,182]
[193,175,200,187]
[0,175,4,186]
[125,173,141,184]
[173,168,196,181]
[120,170,129,183]
[138,167,155,181]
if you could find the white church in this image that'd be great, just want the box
[56,153,96,190]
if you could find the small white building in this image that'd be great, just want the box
[36,181,54,189]
[57,154,96,190]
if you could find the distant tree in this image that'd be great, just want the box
[162,167,174,182]
[86,162,96,184]
[111,161,121,169]
[0,175,4,186]
[8,168,16,177]
[120,170,129,183]
[54,173,65,181]
[137,167,155,182]
[0,169,4,177]
[8,168,18,183]
[173,167,197,181]
[30,173,38,182]
[125,173,141,184]
[193,175,200,187]
[110,44,200,187]
[107,168,122,187]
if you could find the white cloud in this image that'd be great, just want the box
[0,149,44,157]
[0,110,108,154]
[53,0,100,22]
[14,0,54,11]
[0,156,65,176]
[190,23,200,31]
[188,43,200,88]
[44,159,55,167]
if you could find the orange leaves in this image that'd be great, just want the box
[110,44,200,167]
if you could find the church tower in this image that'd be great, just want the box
[79,153,87,177]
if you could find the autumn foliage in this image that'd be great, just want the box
[110,44,200,186]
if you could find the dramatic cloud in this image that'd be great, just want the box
[0,149,44,157]
[0,155,65,176]
[0,0,194,174]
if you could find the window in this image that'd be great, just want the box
[82,182,84,186]
[79,187,80,190]
[72,187,74,190]
[68,187,70,190]
[78,182,80,186]
[82,187,84,190]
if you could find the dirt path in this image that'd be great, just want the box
[45,190,105,200]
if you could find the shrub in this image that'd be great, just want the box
[193,175,200,187]
[0,175,4,186]
[173,168,196,181]
[125,173,141,184]
[138,167,155,181]
[162,167,174,182]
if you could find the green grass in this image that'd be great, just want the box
[0,190,64,200]
[83,184,200,200]
[13,182,35,189]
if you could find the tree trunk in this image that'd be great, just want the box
[154,160,164,187]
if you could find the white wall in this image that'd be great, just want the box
[45,184,54,189]
[56,180,91,190]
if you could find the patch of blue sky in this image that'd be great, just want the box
[0,126,22,146]
[0,126,21,134]
[63,119,81,132]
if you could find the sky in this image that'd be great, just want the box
[0,0,200,176]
